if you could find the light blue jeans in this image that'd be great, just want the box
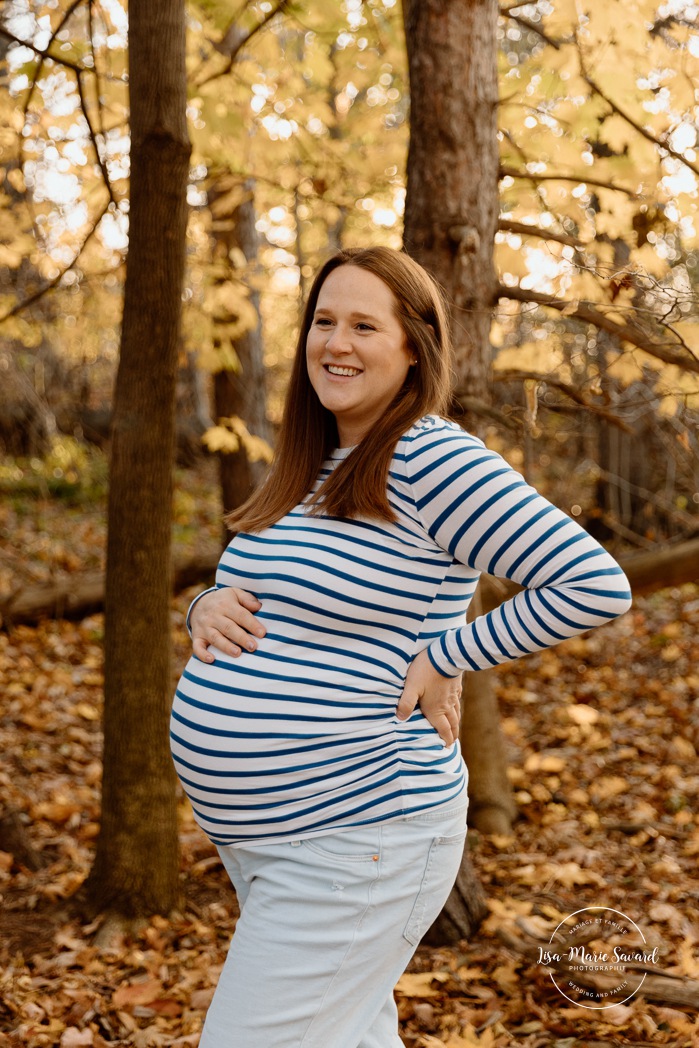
[200,799,468,1048]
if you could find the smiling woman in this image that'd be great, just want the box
[171,246,632,1048]
[222,246,452,528]
[305,265,416,448]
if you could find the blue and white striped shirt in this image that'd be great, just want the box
[170,415,632,846]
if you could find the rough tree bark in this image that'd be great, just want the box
[209,177,271,534]
[402,0,506,940]
[83,0,191,919]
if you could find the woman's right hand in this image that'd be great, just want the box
[190,587,266,663]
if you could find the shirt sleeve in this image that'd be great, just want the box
[403,422,633,677]
[185,585,219,638]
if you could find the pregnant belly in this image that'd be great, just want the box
[167,643,456,846]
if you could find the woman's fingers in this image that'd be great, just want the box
[400,649,464,746]
[444,702,460,745]
[224,589,267,638]
[189,587,266,662]
[193,636,240,663]
[235,588,263,612]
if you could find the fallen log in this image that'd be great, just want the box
[613,534,699,596]
[1,537,697,629]
[0,551,219,629]
[497,920,699,1011]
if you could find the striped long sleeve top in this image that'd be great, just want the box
[169,415,632,846]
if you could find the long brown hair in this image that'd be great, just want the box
[225,246,453,532]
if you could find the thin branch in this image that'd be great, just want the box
[493,369,635,433]
[0,201,110,324]
[14,2,116,218]
[0,23,87,75]
[18,0,87,240]
[498,284,699,375]
[594,467,698,528]
[507,12,563,49]
[451,394,520,431]
[578,49,699,181]
[88,0,106,144]
[498,218,583,249]
[499,164,638,197]
[75,69,116,205]
[196,0,292,88]
[23,0,86,117]
[498,1,536,12]
[597,512,657,549]
[500,131,550,213]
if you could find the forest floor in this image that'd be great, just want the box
[1,470,698,1047]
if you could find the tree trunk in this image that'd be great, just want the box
[402,0,506,940]
[83,0,190,918]
[403,0,499,419]
[459,584,518,834]
[210,179,271,537]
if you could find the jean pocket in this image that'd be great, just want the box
[402,828,467,946]
[302,826,382,864]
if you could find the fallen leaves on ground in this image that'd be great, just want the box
[1,497,698,1047]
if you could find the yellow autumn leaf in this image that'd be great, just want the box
[491,960,521,995]
[567,704,599,726]
[394,971,450,998]
[202,416,274,462]
[590,775,628,801]
[197,339,242,375]
[201,425,240,454]
[524,753,566,773]
[445,1026,498,1047]
[540,861,606,887]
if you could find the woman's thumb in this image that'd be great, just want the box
[396,685,419,722]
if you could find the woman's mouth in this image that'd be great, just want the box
[324,364,363,377]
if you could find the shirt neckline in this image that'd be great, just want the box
[329,445,355,461]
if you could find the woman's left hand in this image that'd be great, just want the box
[396,648,462,747]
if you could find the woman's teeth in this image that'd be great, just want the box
[326,365,362,376]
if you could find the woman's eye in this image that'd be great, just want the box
[315,317,332,326]
[356,323,374,332]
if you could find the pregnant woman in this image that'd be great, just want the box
[170,246,632,1047]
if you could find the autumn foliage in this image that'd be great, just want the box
[1,0,699,1043]
[2,556,698,1043]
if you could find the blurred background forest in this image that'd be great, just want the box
[1,0,698,541]
[1,0,699,1045]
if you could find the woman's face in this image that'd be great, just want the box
[306,265,413,447]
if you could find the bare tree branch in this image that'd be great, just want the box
[75,68,116,205]
[492,369,636,432]
[452,394,520,430]
[499,164,638,197]
[597,511,657,549]
[498,284,699,374]
[88,0,107,144]
[594,466,698,528]
[14,2,117,218]
[506,12,563,49]
[578,47,699,181]
[196,0,292,88]
[498,218,583,249]
[0,202,110,324]
[0,24,86,74]
[23,0,85,117]
[498,1,536,12]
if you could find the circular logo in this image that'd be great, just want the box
[536,906,658,1009]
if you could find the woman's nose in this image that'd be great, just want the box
[325,325,351,352]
